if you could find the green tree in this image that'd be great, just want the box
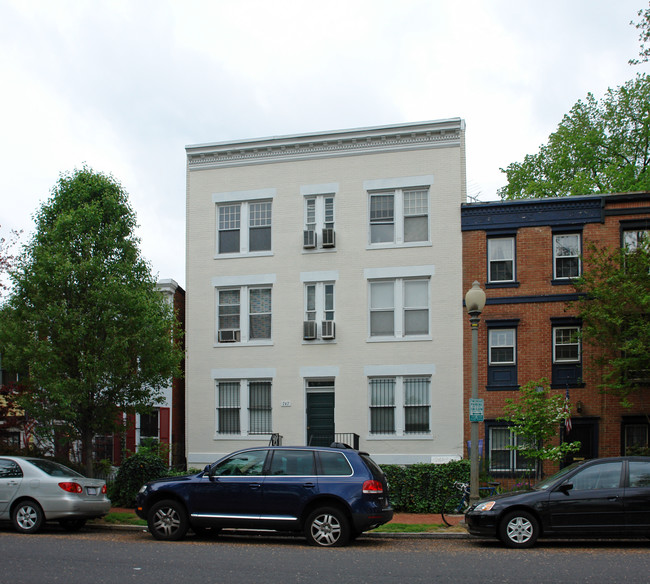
[498,73,650,200]
[500,379,580,480]
[630,2,650,65]
[0,168,183,475]
[573,242,650,407]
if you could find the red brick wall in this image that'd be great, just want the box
[462,196,650,484]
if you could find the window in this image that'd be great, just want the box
[488,427,533,473]
[551,319,583,387]
[304,194,335,249]
[623,228,650,252]
[369,377,431,435]
[319,451,353,475]
[215,380,272,435]
[553,326,580,363]
[269,450,316,476]
[217,200,272,255]
[487,322,518,389]
[213,449,267,476]
[488,237,515,283]
[304,282,335,340]
[216,286,272,344]
[140,411,159,440]
[369,278,429,339]
[489,328,515,364]
[553,233,581,279]
[624,421,649,454]
[369,189,429,246]
[566,461,622,490]
[629,461,650,487]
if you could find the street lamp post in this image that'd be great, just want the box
[465,281,486,505]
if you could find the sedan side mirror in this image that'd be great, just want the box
[558,483,573,495]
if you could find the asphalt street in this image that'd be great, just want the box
[2,526,650,584]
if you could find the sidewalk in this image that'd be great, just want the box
[106,508,468,538]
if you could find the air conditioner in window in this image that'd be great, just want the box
[218,329,240,343]
[321,320,335,339]
[322,228,336,248]
[303,230,317,249]
[303,320,317,340]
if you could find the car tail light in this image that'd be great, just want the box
[362,480,384,494]
[59,482,83,493]
[101,484,107,494]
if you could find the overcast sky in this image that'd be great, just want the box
[1,0,648,288]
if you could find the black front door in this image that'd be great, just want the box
[563,420,598,466]
[307,392,334,447]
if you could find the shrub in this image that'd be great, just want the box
[109,452,168,507]
[381,460,470,513]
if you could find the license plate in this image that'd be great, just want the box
[87,487,97,495]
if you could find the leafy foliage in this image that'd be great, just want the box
[109,452,169,508]
[381,460,469,513]
[573,243,650,405]
[0,167,184,475]
[498,74,650,200]
[500,379,580,478]
[630,3,650,65]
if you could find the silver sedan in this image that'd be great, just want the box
[0,456,111,533]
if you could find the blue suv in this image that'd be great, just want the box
[135,444,393,547]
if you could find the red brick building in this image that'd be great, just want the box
[461,192,650,483]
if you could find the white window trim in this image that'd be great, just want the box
[553,326,581,363]
[553,233,581,280]
[213,275,276,347]
[488,328,516,365]
[212,369,276,440]
[302,185,337,253]
[487,237,515,283]
[366,374,433,439]
[213,189,275,258]
[365,176,433,249]
[366,278,432,342]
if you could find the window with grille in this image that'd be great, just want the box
[488,426,533,472]
[217,382,241,434]
[369,376,431,435]
[216,380,272,436]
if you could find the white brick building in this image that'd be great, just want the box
[185,119,466,466]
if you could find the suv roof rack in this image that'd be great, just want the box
[329,442,354,450]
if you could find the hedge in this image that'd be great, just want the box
[380,459,470,513]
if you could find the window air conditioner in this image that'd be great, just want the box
[321,320,335,339]
[218,329,240,343]
[322,228,335,248]
[303,320,317,340]
[303,230,317,248]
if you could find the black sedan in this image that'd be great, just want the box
[464,456,650,548]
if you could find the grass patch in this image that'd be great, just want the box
[372,523,459,533]
[92,512,147,526]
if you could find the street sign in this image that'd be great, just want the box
[469,398,484,422]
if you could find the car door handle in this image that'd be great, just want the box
[249,483,262,489]
[302,482,316,488]
[608,496,619,501]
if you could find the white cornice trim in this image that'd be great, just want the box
[186,119,464,170]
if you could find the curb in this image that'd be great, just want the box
[88,522,469,539]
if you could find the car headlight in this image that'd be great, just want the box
[473,500,496,512]
[138,485,148,494]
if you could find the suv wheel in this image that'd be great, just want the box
[148,500,189,541]
[305,507,350,547]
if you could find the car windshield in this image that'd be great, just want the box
[28,459,84,478]
[533,462,582,490]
